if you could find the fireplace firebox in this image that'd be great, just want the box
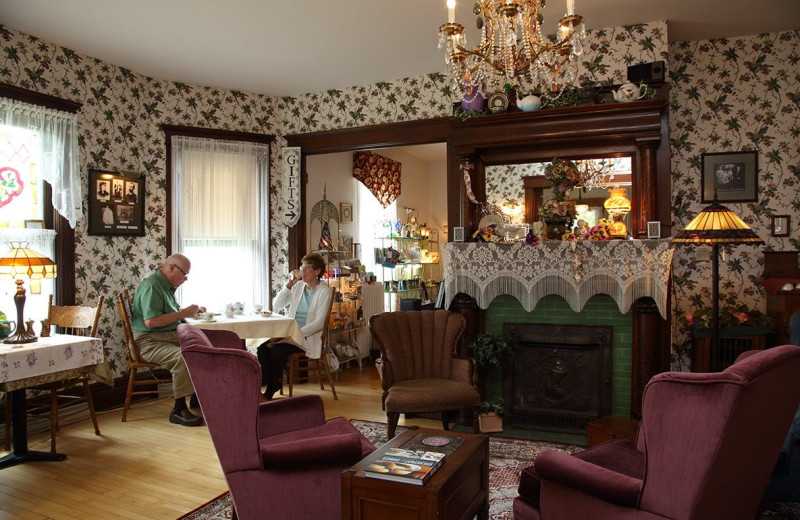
[502,322,613,435]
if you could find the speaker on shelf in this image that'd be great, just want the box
[627,61,665,83]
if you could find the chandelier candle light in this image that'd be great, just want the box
[439,0,585,97]
[0,242,57,344]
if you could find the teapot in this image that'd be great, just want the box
[612,82,647,103]
[518,94,542,112]
[0,320,15,339]
[232,302,245,315]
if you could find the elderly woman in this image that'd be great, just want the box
[257,253,332,400]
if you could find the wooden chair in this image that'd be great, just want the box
[4,295,104,453]
[285,295,338,400]
[116,292,173,422]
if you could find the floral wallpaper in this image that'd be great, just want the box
[668,31,800,367]
[0,19,795,379]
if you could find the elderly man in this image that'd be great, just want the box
[132,254,203,426]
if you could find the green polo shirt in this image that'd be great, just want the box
[132,270,182,332]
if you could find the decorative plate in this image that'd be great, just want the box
[478,214,504,232]
[487,92,509,113]
[421,436,451,447]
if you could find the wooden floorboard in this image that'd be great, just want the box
[0,362,441,520]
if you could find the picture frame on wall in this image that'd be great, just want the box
[771,215,790,237]
[701,151,758,203]
[340,202,353,223]
[88,169,145,236]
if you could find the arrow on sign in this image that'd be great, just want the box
[284,211,297,220]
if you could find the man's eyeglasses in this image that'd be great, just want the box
[172,264,189,278]
[299,265,313,271]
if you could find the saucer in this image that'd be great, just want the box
[201,318,216,323]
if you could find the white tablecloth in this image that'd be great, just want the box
[186,314,304,346]
[0,334,111,391]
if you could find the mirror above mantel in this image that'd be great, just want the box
[447,100,671,239]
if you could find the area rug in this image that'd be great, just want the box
[179,419,800,520]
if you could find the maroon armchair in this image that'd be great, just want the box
[513,344,800,520]
[177,324,375,520]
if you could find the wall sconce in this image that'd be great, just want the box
[604,186,632,239]
[420,224,431,239]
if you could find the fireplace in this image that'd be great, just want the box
[502,322,613,435]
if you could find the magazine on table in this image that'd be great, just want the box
[364,433,464,485]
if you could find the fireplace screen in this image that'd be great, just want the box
[503,323,612,435]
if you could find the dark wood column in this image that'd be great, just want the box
[631,297,671,419]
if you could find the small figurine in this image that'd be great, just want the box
[574,219,589,237]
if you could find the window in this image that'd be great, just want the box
[170,135,270,312]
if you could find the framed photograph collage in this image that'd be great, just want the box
[87,169,145,236]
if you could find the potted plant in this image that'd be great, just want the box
[469,332,513,398]
[479,397,506,433]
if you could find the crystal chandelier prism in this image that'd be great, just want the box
[438,0,585,97]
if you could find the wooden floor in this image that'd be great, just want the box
[0,363,442,520]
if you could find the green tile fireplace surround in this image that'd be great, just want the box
[482,294,633,444]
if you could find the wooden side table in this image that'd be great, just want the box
[342,428,490,520]
[587,415,640,447]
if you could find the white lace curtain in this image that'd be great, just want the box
[170,135,270,311]
[0,97,81,228]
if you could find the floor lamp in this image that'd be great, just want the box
[0,242,57,344]
[671,194,764,372]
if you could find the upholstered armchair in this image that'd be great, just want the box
[513,344,800,520]
[369,310,481,439]
[177,324,375,520]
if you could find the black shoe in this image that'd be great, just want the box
[189,394,200,408]
[263,386,279,401]
[169,408,203,427]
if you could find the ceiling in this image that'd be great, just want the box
[2,1,799,98]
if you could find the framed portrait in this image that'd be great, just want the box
[340,202,353,223]
[88,169,145,236]
[23,219,44,229]
[452,226,465,242]
[647,221,661,239]
[771,215,790,238]
[701,151,758,203]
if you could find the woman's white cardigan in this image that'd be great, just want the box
[272,282,332,359]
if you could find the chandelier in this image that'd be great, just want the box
[438,0,585,97]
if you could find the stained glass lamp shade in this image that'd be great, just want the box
[0,242,57,344]
[671,196,764,371]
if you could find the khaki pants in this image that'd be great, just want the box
[133,330,195,399]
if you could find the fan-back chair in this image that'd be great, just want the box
[369,309,481,440]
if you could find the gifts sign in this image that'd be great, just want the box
[282,147,302,227]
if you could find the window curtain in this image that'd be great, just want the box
[0,97,81,228]
[170,136,269,311]
[353,151,401,208]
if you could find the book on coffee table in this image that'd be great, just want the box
[363,433,464,486]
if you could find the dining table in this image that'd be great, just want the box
[185,312,305,346]
[0,333,111,469]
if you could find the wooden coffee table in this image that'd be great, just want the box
[341,428,489,520]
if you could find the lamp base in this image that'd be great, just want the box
[3,330,38,345]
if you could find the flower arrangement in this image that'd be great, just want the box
[563,219,612,242]
[539,198,578,220]
[543,158,582,199]
[678,305,771,333]
[472,223,503,242]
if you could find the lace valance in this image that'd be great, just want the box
[441,240,674,318]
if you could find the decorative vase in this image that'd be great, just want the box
[544,217,570,240]
[461,87,485,113]
[518,94,542,112]
[479,412,504,433]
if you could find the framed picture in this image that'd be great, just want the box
[771,215,790,237]
[453,226,465,242]
[23,219,44,229]
[340,202,353,223]
[647,221,661,239]
[88,169,145,236]
[701,151,758,203]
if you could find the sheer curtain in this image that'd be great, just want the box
[0,97,81,228]
[171,136,269,312]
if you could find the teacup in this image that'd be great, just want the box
[0,320,14,339]
[253,303,263,313]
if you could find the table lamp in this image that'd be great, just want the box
[0,242,57,344]
[604,186,632,238]
[671,194,764,371]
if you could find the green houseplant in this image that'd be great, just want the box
[469,332,513,401]
[478,397,506,433]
